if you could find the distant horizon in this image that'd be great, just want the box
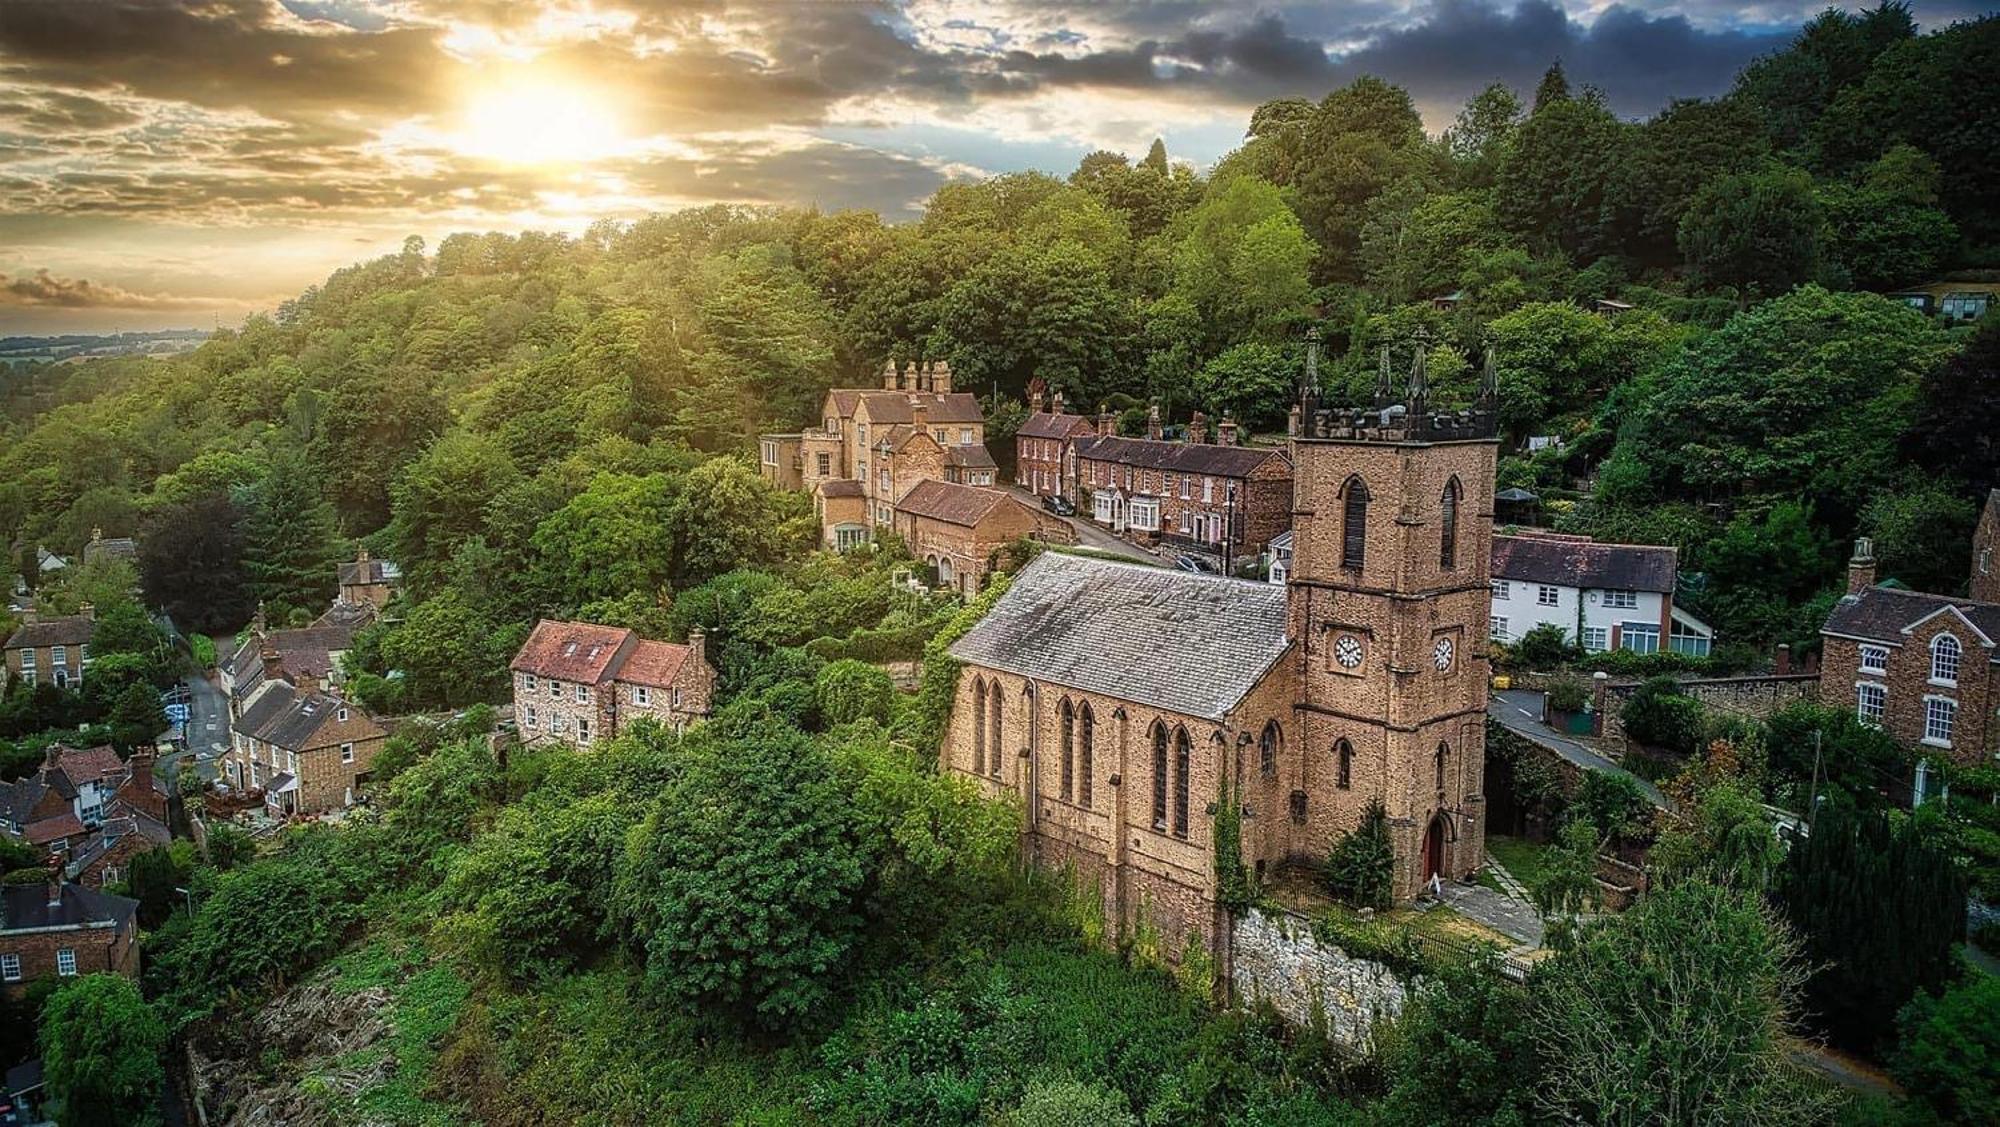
[2,1,1992,335]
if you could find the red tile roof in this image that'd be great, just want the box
[26,812,84,845]
[54,744,125,785]
[509,620,635,683]
[619,639,691,689]
[895,480,1018,527]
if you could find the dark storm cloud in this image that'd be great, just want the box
[0,267,222,309]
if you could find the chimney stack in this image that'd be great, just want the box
[930,359,953,395]
[1098,403,1118,438]
[91,527,104,545]
[1847,538,1878,595]
[1051,388,1066,416]
[1217,417,1238,447]
[1146,403,1163,441]
[912,401,929,432]
[915,360,933,392]
[261,644,286,685]
[78,602,94,622]
[882,359,900,390]
[688,627,708,670]
[1030,379,1047,414]
[253,601,268,638]
[357,545,370,566]
[1188,411,1208,445]
[47,876,63,909]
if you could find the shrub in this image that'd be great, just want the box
[1381,955,1537,1125]
[1002,1079,1138,1127]
[1893,976,2000,1125]
[1509,623,1578,670]
[1532,819,1600,920]
[1325,800,1395,910]
[1574,770,1647,843]
[1546,673,1590,714]
[40,975,167,1127]
[1619,676,1706,757]
[814,659,897,728]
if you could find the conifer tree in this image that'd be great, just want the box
[1326,799,1396,910]
[240,450,340,620]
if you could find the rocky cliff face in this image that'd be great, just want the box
[189,968,400,1126]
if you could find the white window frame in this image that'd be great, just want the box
[577,717,591,743]
[575,683,590,704]
[1922,695,1956,748]
[959,428,972,445]
[1859,645,1888,675]
[51,644,66,666]
[1855,681,1885,725]
[1,953,20,982]
[524,705,538,729]
[1619,622,1661,655]
[340,742,354,764]
[1603,589,1638,610]
[1489,616,1508,642]
[336,706,348,722]
[1929,634,1960,687]
[1580,626,1609,653]
[635,685,651,706]
[56,948,76,976]
[18,650,33,670]
[1490,580,1509,600]
[1537,585,1560,607]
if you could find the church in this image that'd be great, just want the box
[941,366,1498,957]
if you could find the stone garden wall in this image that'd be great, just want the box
[1229,906,1409,1049]
[1599,673,1819,743]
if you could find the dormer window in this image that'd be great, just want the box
[336,706,348,722]
[1930,634,1961,686]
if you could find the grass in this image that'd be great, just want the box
[1486,833,1556,890]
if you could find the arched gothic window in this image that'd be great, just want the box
[1259,721,1282,780]
[1336,739,1353,790]
[1341,476,1370,571]
[1172,727,1192,837]
[1435,742,1449,792]
[1932,634,1962,684]
[987,683,1004,778]
[1078,704,1095,808]
[972,678,987,774]
[1059,698,1075,801]
[1440,477,1462,570]
[1151,722,1169,830]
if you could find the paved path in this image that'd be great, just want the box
[1489,690,1670,811]
[182,672,228,782]
[1007,486,1162,564]
[1483,850,1533,903]
[1430,880,1545,948]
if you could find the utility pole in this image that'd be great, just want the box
[1806,728,1824,830]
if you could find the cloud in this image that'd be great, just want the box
[0,268,245,310]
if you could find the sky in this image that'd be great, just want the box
[0,0,1988,335]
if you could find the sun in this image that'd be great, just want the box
[454,79,624,166]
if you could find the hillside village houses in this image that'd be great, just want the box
[945,360,1500,960]
[225,678,389,816]
[1015,385,1101,500]
[1072,407,1293,566]
[1489,532,1715,656]
[509,620,716,746]
[1822,490,2000,805]
[1,603,93,691]
[336,546,401,610]
[758,359,993,548]
[0,880,140,996]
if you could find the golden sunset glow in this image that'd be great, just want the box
[454,80,626,167]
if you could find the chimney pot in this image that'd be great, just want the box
[47,877,63,909]
[1051,389,1066,416]
[78,602,94,622]
[1847,537,1877,595]
[1188,411,1208,445]
[1146,403,1163,442]
[930,359,952,394]
[882,359,899,390]
[1217,417,1238,446]
[688,627,708,669]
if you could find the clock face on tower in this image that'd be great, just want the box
[1433,636,1455,671]
[1334,634,1364,669]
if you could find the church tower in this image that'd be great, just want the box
[1286,348,1498,899]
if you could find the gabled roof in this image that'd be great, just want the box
[949,552,1293,722]
[82,536,136,565]
[4,615,94,650]
[1491,533,1676,594]
[242,684,379,752]
[818,479,866,499]
[0,882,137,934]
[895,480,1018,528]
[0,774,48,826]
[857,390,984,425]
[314,600,380,630]
[1824,587,2000,661]
[1073,435,1288,479]
[49,745,123,787]
[228,625,360,691]
[1018,411,1098,440]
[510,620,634,683]
[25,812,84,845]
[619,639,692,689]
[945,444,997,470]
[337,558,400,586]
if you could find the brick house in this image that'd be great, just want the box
[0,744,132,853]
[815,480,871,551]
[222,612,361,720]
[225,682,387,815]
[1,881,140,996]
[1071,416,1292,565]
[336,548,400,610]
[1016,387,1100,500]
[1489,532,1713,656]
[2,606,94,691]
[943,377,1498,960]
[64,809,172,890]
[1821,537,1998,804]
[760,360,991,540]
[509,620,715,747]
[1972,488,1999,604]
[892,480,1071,596]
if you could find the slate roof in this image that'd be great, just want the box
[228,625,360,696]
[819,479,865,498]
[3,615,94,650]
[619,639,692,689]
[1018,411,1097,440]
[896,480,1017,527]
[242,683,378,751]
[1073,435,1287,479]
[0,774,48,826]
[510,620,634,683]
[314,600,380,630]
[82,536,136,565]
[949,552,1292,721]
[1823,586,2000,661]
[0,882,137,934]
[857,390,984,425]
[1490,533,1676,594]
[945,444,997,470]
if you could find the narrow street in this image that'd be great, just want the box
[1007,485,1183,565]
[180,670,229,784]
[1488,688,1670,811]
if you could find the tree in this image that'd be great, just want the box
[664,458,808,590]
[1817,181,1957,291]
[308,367,449,531]
[1905,314,2000,493]
[1443,83,1523,188]
[1677,163,1823,293]
[1575,770,1648,843]
[40,975,168,1127]
[1615,97,1770,265]
[378,586,514,708]
[1530,880,1834,1126]
[813,659,895,728]
[1486,301,1672,438]
[1619,676,1708,758]
[1533,61,1571,111]
[1189,344,1296,432]
[1294,77,1433,279]
[612,717,870,1031]
[1650,780,1783,892]
[933,238,1140,404]
[1763,701,1905,809]
[109,680,165,752]
[240,449,341,620]
[531,472,678,606]
[1381,954,1537,1125]
[1495,88,1628,259]
[136,492,253,635]
[1772,802,1967,1052]
[1860,480,1978,594]
[1324,799,1395,910]
[1533,818,1600,921]
[388,429,521,593]
[1893,975,2000,1125]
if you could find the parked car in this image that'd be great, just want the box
[1173,554,1213,574]
[1041,494,1075,517]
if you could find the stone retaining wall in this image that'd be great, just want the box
[1229,907,1409,1049]
[1598,673,1819,743]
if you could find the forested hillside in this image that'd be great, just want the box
[2,9,1996,692]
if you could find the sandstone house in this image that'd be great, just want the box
[892,479,1071,596]
[337,547,401,609]
[510,620,716,746]
[225,681,388,815]
[944,374,1498,960]
[2,605,94,691]
[1,744,171,885]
